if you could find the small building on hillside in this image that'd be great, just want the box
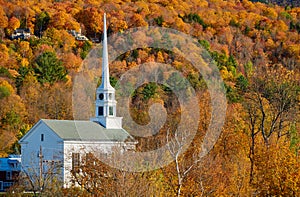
[0,155,21,191]
[19,13,136,188]
[11,28,31,40]
[68,29,89,41]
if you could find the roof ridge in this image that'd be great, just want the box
[42,119,91,122]
[39,119,132,141]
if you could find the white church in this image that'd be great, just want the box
[19,14,136,188]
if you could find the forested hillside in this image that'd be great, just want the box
[251,0,300,7]
[0,0,299,195]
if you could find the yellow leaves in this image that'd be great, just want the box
[65,75,72,86]
[60,30,76,53]
[76,7,102,35]
[173,17,191,33]
[18,41,33,59]
[200,10,216,27]
[110,17,128,32]
[275,19,289,32]
[237,10,248,25]
[288,7,300,20]
[287,44,300,58]
[156,51,164,63]
[0,43,9,66]
[192,0,208,8]
[172,60,183,71]
[245,13,263,29]
[242,1,256,11]
[220,67,231,80]
[20,58,29,67]
[0,7,8,29]
[134,1,150,16]
[50,10,79,30]
[0,79,27,132]
[254,140,300,196]
[263,7,278,20]
[44,28,76,53]
[129,13,148,27]
[265,38,275,49]
[0,0,298,194]
[0,79,14,96]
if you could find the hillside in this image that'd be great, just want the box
[0,0,299,195]
[251,0,300,7]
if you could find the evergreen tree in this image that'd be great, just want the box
[34,52,67,84]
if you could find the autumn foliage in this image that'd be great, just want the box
[0,0,299,196]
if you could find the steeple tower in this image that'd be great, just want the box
[100,13,113,91]
[91,13,122,129]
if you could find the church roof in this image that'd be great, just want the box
[43,119,133,141]
[20,119,134,142]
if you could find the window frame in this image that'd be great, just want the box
[72,153,80,172]
[109,106,114,116]
[98,106,104,116]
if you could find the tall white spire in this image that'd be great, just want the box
[100,13,113,90]
[91,13,123,129]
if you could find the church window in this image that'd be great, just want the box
[72,153,80,172]
[6,171,12,180]
[98,106,104,116]
[109,106,114,116]
[41,134,44,141]
[99,93,104,100]
[109,93,112,100]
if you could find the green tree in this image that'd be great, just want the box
[35,11,50,38]
[236,74,248,92]
[34,52,67,84]
[0,85,11,99]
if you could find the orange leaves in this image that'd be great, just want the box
[263,7,278,20]
[7,16,20,34]
[75,7,102,36]
[18,41,33,59]
[61,53,82,71]
[43,28,76,53]
[173,17,191,33]
[253,140,300,196]
[129,13,148,27]
[0,0,298,195]
[110,17,128,32]
[274,19,289,32]
[0,78,27,155]
[50,10,80,31]
[0,43,9,67]
[0,7,8,29]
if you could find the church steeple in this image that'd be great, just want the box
[91,13,122,129]
[100,13,113,90]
